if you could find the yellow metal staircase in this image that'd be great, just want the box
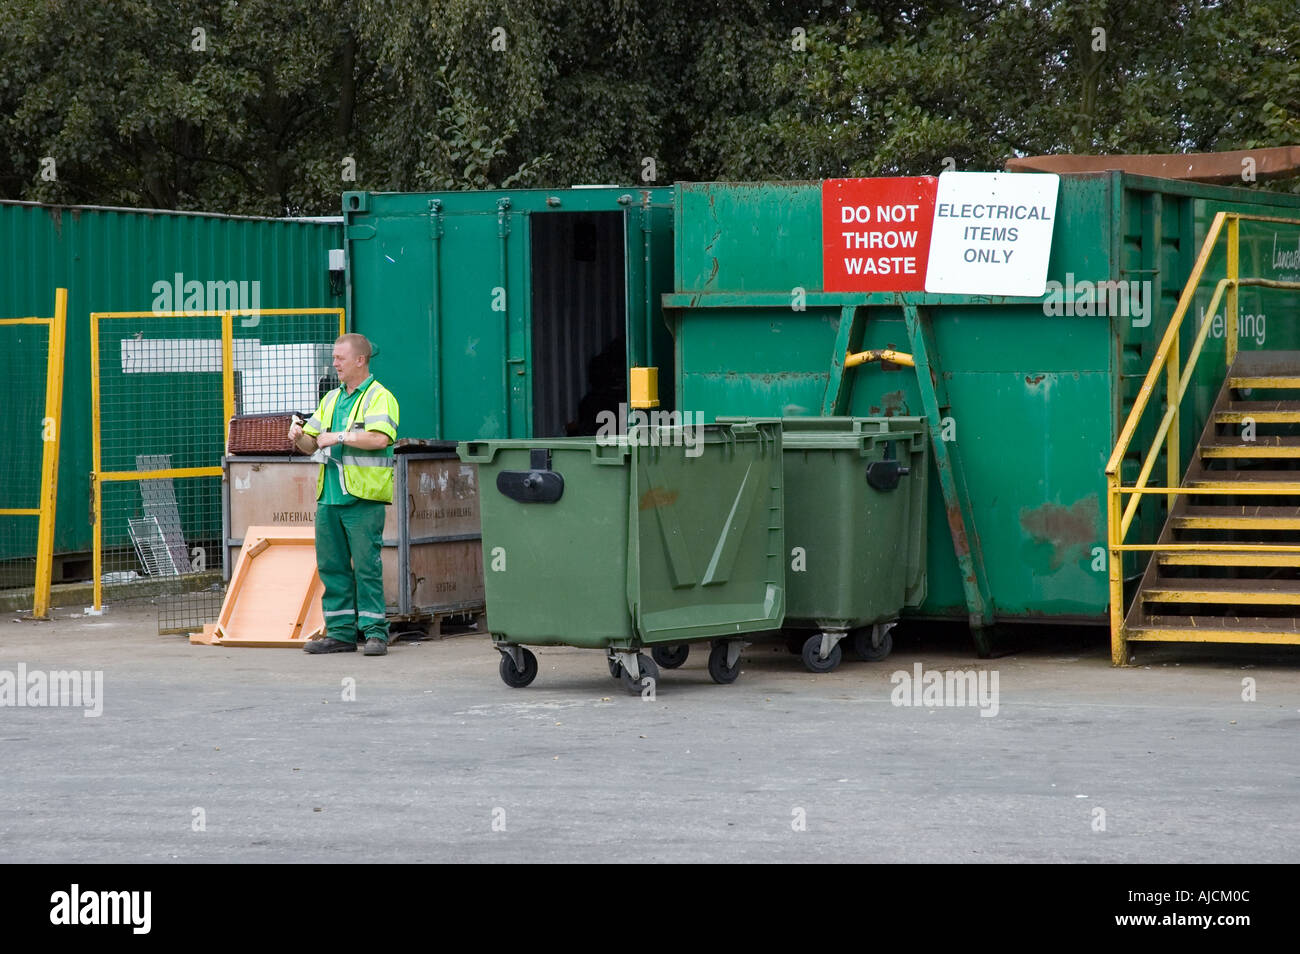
[1125,351,1300,646]
[1107,211,1300,664]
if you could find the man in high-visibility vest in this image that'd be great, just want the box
[288,333,400,656]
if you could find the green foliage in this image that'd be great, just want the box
[1,0,1297,213]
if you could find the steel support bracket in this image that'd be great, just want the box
[611,649,640,680]
[822,305,866,416]
[497,643,527,669]
[818,631,846,660]
[902,303,996,654]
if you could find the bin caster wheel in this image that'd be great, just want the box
[619,654,659,695]
[801,634,842,674]
[651,644,689,669]
[852,624,894,662]
[608,656,622,679]
[708,641,742,684]
[499,648,538,688]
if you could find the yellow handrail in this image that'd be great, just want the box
[1107,211,1300,664]
[1119,278,1231,538]
[1104,211,1227,480]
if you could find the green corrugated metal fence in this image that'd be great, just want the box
[0,201,342,570]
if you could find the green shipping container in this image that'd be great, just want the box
[662,174,1300,637]
[458,421,784,691]
[0,201,343,572]
[343,187,675,442]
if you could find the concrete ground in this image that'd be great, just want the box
[1,600,1297,863]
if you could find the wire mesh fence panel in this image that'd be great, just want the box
[94,309,343,633]
[231,312,342,418]
[95,316,224,627]
[0,321,51,594]
[98,475,224,630]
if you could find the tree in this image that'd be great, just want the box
[1,0,1297,214]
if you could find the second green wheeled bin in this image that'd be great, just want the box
[723,416,929,673]
[457,421,785,692]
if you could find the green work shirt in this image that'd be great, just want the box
[318,375,373,506]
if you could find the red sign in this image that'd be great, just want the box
[822,177,938,292]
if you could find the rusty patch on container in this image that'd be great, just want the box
[1020,497,1099,571]
[944,499,972,558]
[639,487,679,511]
[880,389,907,416]
[1025,373,1046,385]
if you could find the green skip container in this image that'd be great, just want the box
[457,421,785,692]
[721,416,928,673]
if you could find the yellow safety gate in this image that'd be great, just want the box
[90,307,345,622]
[0,288,67,619]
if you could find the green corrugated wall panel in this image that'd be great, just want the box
[675,182,822,294]
[0,201,342,561]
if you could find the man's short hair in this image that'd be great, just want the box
[336,333,373,360]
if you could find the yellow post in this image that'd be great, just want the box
[1108,473,1126,666]
[336,307,346,337]
[1226,215,1239,367]
[1166,325,1180,500]
[90,312,103,612]
[221,311,235,447]
[31,289,67,618]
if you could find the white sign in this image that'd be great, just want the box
[923,172,1059,296]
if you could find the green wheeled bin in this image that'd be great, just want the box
[721,416,928,673]
[457,421,785,692]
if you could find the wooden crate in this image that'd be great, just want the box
[223,454,483,617]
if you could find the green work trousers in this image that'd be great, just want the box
[315,500,389,644]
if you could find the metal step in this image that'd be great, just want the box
[1170,506,1300,530]
[1227,351,1300,390]
[1142,577,1300,605]
[1128,615,1300,645]
[1229,375,1300,389]
[1184,484,1300,494]
[1158,550,1300,567]
[1186,471,1300,489]
[1200,436,1300,458]
[1216,401,1300,423]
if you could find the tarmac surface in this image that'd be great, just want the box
[1,600,1297,863]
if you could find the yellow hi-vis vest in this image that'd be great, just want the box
[307,379,399,503]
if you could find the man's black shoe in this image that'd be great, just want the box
[304,636,357,654]
[363,637,388,656]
